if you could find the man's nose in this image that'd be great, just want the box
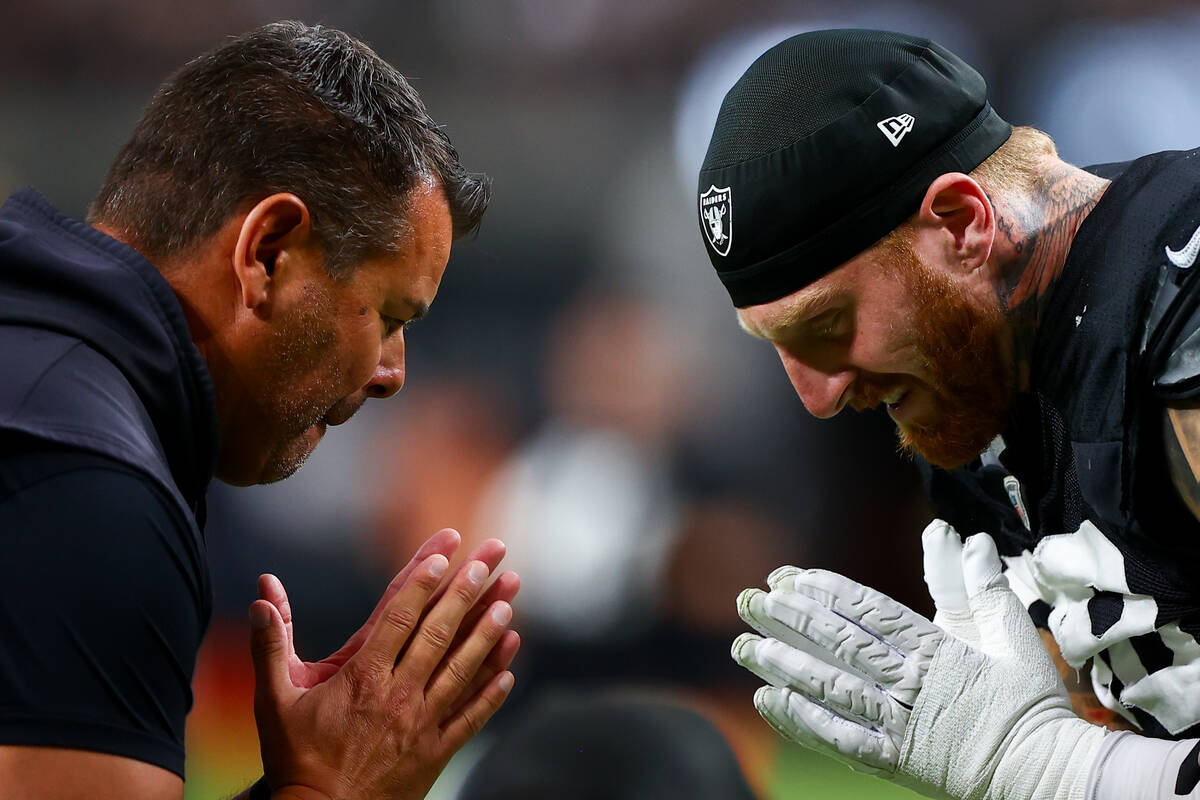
[365,334,406,399]
[776,345,853,419]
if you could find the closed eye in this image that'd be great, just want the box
[810,310,844,340]
[381,314,408,338]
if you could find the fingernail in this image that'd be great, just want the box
[498,671,515,692]
[249,604,271,630]
[428,555,448,578]
[491,602,512,626]
[467,561,487,585]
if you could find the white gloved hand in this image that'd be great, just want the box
[922,519,981,648]
[732,525,1109,800]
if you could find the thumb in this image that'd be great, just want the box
[922,519,970,614]
[923,520,983,646]
[249,599,296,702]
[963,534,1039,661]
[961,532,1006,597]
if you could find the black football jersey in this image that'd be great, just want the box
[926,148,1200,740]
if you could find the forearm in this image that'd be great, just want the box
[1088,733,1200,800]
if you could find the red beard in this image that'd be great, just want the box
[872,240,1013,469]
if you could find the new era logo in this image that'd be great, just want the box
[877,114,915,147]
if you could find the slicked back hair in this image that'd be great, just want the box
[89,21,490,277]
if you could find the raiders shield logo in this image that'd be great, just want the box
[700,185,732,257]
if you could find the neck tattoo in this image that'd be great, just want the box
[993,164,1110,390]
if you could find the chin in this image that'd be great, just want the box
[219,425,323,486]
[255,451,314,484]
[256,459,309,485]
[897,420,998,470]
[259,425,324,484]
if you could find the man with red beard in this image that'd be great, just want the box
[706,30,1200,800]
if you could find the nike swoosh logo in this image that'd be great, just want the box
[1165,222,1200,268]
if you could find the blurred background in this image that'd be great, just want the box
[5,0,1200,796]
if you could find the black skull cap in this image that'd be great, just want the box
[698,29,1012,308]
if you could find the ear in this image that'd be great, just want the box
[231,193,313,311]
[914,173,995,273]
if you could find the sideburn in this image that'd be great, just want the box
[884,240,1013,469]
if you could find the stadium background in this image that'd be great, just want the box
[4,0,1200,796]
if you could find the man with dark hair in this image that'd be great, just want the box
[89,19,490,286]
[705,29,1200,800]
[0,21,519,800]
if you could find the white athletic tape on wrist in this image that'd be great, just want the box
[896,598,1104,800]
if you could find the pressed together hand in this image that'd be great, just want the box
[248,529,521,800]
[733,522,1107,800]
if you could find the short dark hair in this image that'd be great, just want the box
[89,20,490,276]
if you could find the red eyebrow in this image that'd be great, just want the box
[739,285,838,340]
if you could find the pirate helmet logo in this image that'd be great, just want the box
[700,185,732,257]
